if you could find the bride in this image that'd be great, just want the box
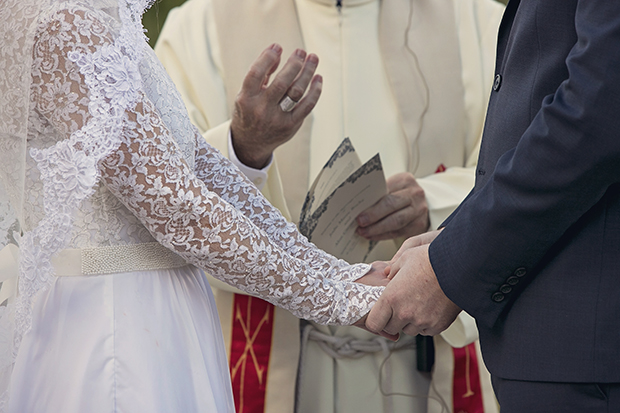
[0,0,390,411]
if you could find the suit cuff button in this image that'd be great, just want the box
[514,267,527,277]
[492,292,505,302]
[493,73,502,91]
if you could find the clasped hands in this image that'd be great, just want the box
[233,46,458,339]
[354,229,462,341]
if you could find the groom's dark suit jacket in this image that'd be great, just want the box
[429,0,620,382]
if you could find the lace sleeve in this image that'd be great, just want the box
[31,6,382,325]
[192,130,359,281]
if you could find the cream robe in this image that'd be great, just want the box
[155,0,504,412]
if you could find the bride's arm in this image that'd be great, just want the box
[31,6,383,325]
[100,100,380,325]
[186,46,355,280]
[192,129,362,281]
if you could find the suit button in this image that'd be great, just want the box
[492,292,505,302]
[500,284,512,294]
[514,267,527,277]
[493,74,502,91]
[507,276,520,286]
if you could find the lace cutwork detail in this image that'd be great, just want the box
[16,1,148,355]
[193,133,362,283]
[25,0,382,333]
[1,0,384,407]
[98,95,381,325]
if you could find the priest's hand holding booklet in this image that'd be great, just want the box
[299,138,387,263]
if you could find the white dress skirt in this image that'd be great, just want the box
[9,265,235,413]
[0,2,382,411]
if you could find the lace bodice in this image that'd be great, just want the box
[23,2,382,326]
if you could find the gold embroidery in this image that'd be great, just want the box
[231,297,272,412]
[462,345,474,398]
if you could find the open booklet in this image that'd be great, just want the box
[298,138,387,263]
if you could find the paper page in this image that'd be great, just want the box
[300,138,361,223]
[311,139,361,211]
[300,154,386,263]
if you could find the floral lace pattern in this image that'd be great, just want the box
[193,135,363,283]
[26,1,382,331]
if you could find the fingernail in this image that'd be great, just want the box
[307,53,319,65]
[356,227,368,239]
[357,215,367,226]
[295,48,307,59]
[270,43,282,53]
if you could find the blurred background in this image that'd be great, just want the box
[143,0,186,47]
[143,0,509,48]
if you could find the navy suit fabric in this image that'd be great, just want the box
[429,0,620,383]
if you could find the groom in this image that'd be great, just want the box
[367,0,620,411]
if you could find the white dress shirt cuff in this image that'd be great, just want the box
[227,130,271,190]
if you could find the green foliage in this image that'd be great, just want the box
[143,0,187,48]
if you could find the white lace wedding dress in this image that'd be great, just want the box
[0,0,383,411]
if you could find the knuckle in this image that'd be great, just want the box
[254,106,268,121]
[365,317,381,333]
[301,100,317,114]
[235,93,249,107]
[246,67,263,82]
[403,173,416,184]
[394,213,409,228]
[409,207,427,225]
[288,85,305,100]
[383,294,399,310]
[289,55,304,69]
[419,200,428,214]
[384,194,398,210]
[270,78,288,94]
[413,186,425,199]
[400,308,417,324]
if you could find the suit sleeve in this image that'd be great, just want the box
[429,0,620,329]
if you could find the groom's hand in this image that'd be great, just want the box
[352,314,400,341]
[382,229,442,278]
[390,228,442,264]
[366,244,461,337]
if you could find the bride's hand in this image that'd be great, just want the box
[354,261,390,287]
[351,261,399,340]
